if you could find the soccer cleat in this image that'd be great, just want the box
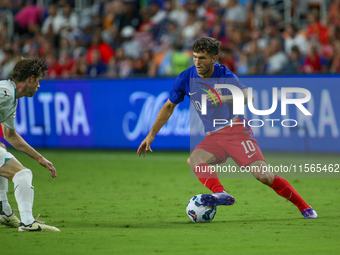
[200,191,235,206]
[0,212,20,228]
[18,221,60,232]
[301,207,318,219]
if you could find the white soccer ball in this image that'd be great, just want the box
[186,194,217,223]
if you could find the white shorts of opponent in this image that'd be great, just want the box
[0,146,14,168]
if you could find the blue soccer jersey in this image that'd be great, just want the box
[169,63,246,132]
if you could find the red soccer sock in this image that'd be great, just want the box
[194,163,225,193]
[270,174,310,212]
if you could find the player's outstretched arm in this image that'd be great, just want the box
[137,99,177,157]
[1,125,57,178]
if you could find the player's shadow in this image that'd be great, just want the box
[170,217,303,225]
[59,215,326,230]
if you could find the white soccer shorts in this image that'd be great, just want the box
[0,146,14,168]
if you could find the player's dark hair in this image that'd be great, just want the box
[191,37,221,56]
[11,56,48,82]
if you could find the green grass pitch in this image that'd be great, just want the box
[1,149,340,255]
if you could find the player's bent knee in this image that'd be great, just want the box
[190,149,217,168]
[0,142,6,149]
[253,171,274,185]
[13,169,33,181]
[0,158,27,181]
[256,177,274,186]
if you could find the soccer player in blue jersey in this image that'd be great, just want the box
[137,37,317,219]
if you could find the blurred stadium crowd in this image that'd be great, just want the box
[0,0,339,78]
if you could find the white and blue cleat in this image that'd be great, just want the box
[301,207,318,219]
[200,191,235,206]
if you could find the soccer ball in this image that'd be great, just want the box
[186,194,217,223]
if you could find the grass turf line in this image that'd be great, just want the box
[1,149,339,255]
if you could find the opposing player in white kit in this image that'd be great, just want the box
[0,57,60,232]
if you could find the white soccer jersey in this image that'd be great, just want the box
[0,79,17,130]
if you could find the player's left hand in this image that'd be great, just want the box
[206,90,216,103]
[37,157,57,178]
[206,91,232,104]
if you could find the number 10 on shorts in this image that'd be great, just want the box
[241,140,256,154]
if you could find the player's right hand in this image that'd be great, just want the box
[37,156,57,178]
[137,135,154,157]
